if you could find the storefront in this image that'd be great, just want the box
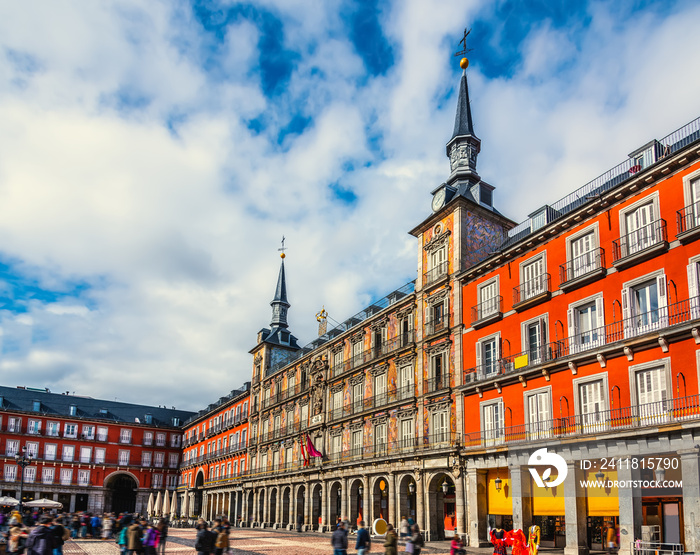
[532,477,565,548]
[487,469,513,533]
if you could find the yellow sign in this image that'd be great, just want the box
[514,354,529,369]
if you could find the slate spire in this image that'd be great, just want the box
[270,257,290,329]
[451,70,476,140]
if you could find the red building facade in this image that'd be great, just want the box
[457,119,700,553]
[178,384,250,520]
[0,386,192,514]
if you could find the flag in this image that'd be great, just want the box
[306,433,323,458]
[300,436,309,467]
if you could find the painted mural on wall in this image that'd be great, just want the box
[462,210,508,269]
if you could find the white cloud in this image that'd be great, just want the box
[0,0,699,411]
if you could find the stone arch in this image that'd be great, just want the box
[192,471,206,517]
[426,471,456,541]
[295,484,305,528]
[371,474,390,522]
[258,488,266,525]
[281,486,292,528]
[328,481,343,525]
[397,473,418,528]
[104,471,138,514]
[269,487,278,527]
[311,483,323,531]
[349,478,365,529]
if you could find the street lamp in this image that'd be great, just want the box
[441,480,449,495]
[15,446,34,515]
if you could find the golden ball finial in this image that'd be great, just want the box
[460,58,469,70]
[280,252,286,259]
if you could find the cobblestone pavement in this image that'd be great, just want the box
[62,528,462,555]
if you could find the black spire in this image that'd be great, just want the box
[451,71,476,140]
[270,258,290,328]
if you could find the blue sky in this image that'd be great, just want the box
[0,0,699,410]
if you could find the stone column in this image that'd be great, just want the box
[227,491,233,521]
[362,475,370,526]
[466,469,487,547]
[389,473,397,526]
[291,485,298,530]
[69,494,76,513]
[510,466,533,532]
[680,448,700,554]
[321,481,328,532]
[563,462,588,555]
[415,472,425,532]
[454,469,466,537]
[253,489,259,526]
[342,477,348,521]
[617,462,642,555]
[201,492,207,520]
[305,482,312,529]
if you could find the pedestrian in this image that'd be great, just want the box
[142,522,159,555]
[90,514,101,539]
[70,516,80,539]
[7,522,28,555]
[103,514,114,540]
[355,520,371,555]
[605,521,618,554]
[156,519,168,555]
[409,524,424,555]
[127,518,145,555]
[25,516,55,555]
[213,518,229,555]
[331,521,347,555]
[194,520,215,555]
[450,534,466,555]
[384,524,397,555]
[117,516,132,555]
[297,513,303,533]
[400,517,409,541]
[50,516,69,555]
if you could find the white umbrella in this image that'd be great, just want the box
[162,490,170,517]
[0,496,19,506]
[146,492,154,517]
[154,491,163,516]
[181,493,190,518]
[25,498,62,509]
[170,490,178,519]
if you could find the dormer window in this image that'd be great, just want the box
[33,401,41,412]
[145,414,153,424]
[280,331,290,344]
[69,405,77,416]
[480,185,492,207]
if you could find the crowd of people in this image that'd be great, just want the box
[331,517,428,555]
[0,510,170,555]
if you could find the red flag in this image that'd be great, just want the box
[300,436,309,467]
[306,433,323,458]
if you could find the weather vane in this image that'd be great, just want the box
[454,28,472,58]
[278,236,287,259]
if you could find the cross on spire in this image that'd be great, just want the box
[278,235,287,255]
[454,28,472,57]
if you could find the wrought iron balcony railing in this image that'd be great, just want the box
[328,384,416,423]
[513,273,551,307]
[465,295,700,384]
[423,262,448,286]
[423,376,450,394]
[613,219,667,262]
[677,203,700,240]
[559,248,606,285]
[330,332,415,377]
[471,296,503,326]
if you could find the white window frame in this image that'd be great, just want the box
[621,270,668,338]
[27,419,42,435]
[46,421,59,437]
[64,423,78,438]
[573,373,609,433]
[628,358,671,425]
[42,467,54,485]
[567,293,605,353]
[95,448,106,464]
[77,469,90,486]
[399,418,414,451]
[156,433,166,447]
[60,468,73,485]
[480,399,504,446]
[520,313,549,364]
[96,426,108,441]
[8,416,21,433]
[62,444,75,462]
[142,452,152,467]
[688,255,700,319]
[524,386,552,439]
[143,432,153,446]
[118,450,130,465]
[565,223,600,279]
[519,252,547,301]
[682,168,700,230]
[25,442,39,459]
[475,332,501,378]
[154,452,165,467]
[23,465,36,483]
[79,446,92,463]
[618,191,661,255]
[4,465,17,482]
[44,443,57,461]
[476,276,500,318]
[119,428,132,444]
[431,410,449,444]
[5,439,19,457]
[82,425,95,440]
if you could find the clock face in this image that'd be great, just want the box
[432,189,446,212]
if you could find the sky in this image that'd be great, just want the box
[0,0,699,412]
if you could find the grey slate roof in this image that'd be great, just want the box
[451,71,476,140]
[0,385,194,428]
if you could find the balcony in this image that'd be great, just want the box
[613,219,668,269]
[424,375,450,395]
[471,296,503,329]
[559,248,606,291]
[330,332,415,377]
[464,295,699,385]
[677,203,700,244]
[423,262,448,287]
[425,316,449,337]
[512,273,551,311]
[328,384,416,423]
[463,394,700,450]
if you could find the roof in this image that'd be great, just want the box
[0,385,195,428]
[272,259,289,306]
